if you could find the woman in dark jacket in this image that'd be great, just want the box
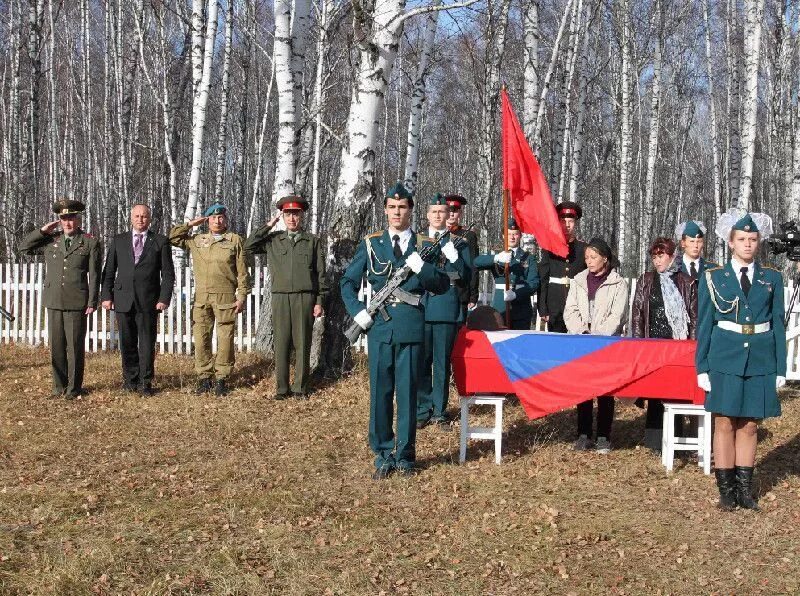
[631,237,698,451]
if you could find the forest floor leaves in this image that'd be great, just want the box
[1,344,799,594]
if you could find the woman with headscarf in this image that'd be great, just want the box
[563,238,630,453]
[696,209,785,511]
[631,237,698,451]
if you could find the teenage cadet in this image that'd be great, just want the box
[675,220,718,279]
[444,194,479,312]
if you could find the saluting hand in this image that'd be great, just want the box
[41,220,61,235]
[187,216,208,228]
[268,212,281,227]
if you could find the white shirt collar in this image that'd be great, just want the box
[730,257,755,281]
[428,227,446,238]
[387,227,413,254]
[132,229,148,237]
[682,254,699,268]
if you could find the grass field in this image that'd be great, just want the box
[1,344,799,595]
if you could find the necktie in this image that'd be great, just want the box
[134,233,144,264]
[740,267,751,296]
[64,237,71,251]
[393,234,402,259]
[689,261,697,279]
[434,231,440,241]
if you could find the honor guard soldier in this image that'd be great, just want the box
[340,182,450,480]
[473,217,540,330]
[445,194,479,312]
[245,195,328,400]
[696,210,785,511]
[537,201,588,332]
[676,220,717,279]
[170,204,251,396]
[416,193,471,430]
[20,199,102,399]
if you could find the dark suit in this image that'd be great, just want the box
[101,230,175,388]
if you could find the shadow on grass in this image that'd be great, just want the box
[757,432,800,495]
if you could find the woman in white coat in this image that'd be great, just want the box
[563,238,630,453]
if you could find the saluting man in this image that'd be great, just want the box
[20,199,102,399]
[416,193,471,431]
[676,220,718,279]
[245,195,328,400]
[537,201,588,332]
[341,182,450,480]
[445,194,479,312]
[170,204,251,396]
[474,217,540,330]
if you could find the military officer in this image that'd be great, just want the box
[445,194,479,312]
[244,195,328,400]
[341,182,450,480]
[416,193,471,430]
[20,199,102,399]
[676,220,717,279]
[696,210,785,511]
[170,204,251,396]
[537,201,588,332]
[473,218,540,330]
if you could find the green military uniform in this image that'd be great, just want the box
[20,200,102,398]
[169,206,250,384]
[473,220,540,330]
[444,195,479,312]
[244,195,328,398]
[696,218,786,419]
[340,183,450,476]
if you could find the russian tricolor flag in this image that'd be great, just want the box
[452,330,704,419]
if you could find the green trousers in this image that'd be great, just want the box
[368,337,422,471]
[272,292,315,395]
[417,322,457,422]
[48,309,87,396]
[193,292,237,379]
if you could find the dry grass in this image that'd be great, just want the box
[1,344,799,595]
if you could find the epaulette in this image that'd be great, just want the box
[762,265,781,272]
[367,231,382,239]
[417,233,433,243]
[705,266,723,273]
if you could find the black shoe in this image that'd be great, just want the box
[715,468,738,511]
[214,379,230,397]
[195,379,212,394]
[274,393,290,400]
[371,467,394,480]
[396,467,418,477]
[734,466,760,511]
[139,385,154,397]
[416,418,432,430]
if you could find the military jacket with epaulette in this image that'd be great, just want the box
[474,248,540,322]
[422,240,471,324]
[537,239,588,317]
[449,225,479,304]
[696,261,786,377]
[20,229,102,311]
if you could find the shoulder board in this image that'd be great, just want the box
[366,231,382,239]
[705,266,723,273]
[762,265,781,272]
[417,233,433,243]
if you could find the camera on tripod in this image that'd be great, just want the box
[766,220,800,261]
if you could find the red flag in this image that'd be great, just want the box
[501,89,568,258]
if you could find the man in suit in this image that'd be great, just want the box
[244,195,328,400]
[101,204,175,395]
[676,220,718,279]
[20,199,102,399]
[416,193,471,430]
[340,182,450,479]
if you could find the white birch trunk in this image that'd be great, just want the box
[641,0,662,272]
[272,0,298,204]
[738,0,764,209]
[248,62,277,235]
[618,0,632,267]
[568,5,591,203]
[403,0,441,194]
[789,5,800,219]
[522,0,539,144]
[703,0,725,262]
[213,0,234,202]
[310,0,335,234]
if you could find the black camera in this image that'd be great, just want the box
[767,220,800,261]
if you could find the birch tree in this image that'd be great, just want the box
[522,0,539,144]
[737,0,765,209]
[617,0,632,267]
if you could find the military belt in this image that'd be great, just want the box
[495,283,526,290]
[717,321,770,335]
[549,277,570,287]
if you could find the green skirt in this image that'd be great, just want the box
[705,371,781,419]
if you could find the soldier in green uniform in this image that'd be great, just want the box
[445,195,479,313]
[675,220,718,279]
[416,193,471,430]
[20,199,102,399]
[473,218,540,330]
[170,204,251,396]
[341,182,450,479]
[696,210,785,511]
[245,195,328,400]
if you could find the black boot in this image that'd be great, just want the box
[714,468,737,511]
[734,466,760,511]
[215,379,230,397]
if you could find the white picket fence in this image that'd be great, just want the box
[2,262,799,379]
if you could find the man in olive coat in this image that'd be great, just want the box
[20,199,102,399]
[245,195,328,399]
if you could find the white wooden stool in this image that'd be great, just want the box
[459,395,506,464]
[661,402,712,475]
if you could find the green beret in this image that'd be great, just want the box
[204,203,227,216]
[732,214,759,233]
[385,181,412,200]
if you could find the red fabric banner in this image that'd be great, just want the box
[501,89,568,258]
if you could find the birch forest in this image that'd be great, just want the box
[1,0,799,364]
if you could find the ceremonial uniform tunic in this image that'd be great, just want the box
[245,224,328,395]
[537,239,588,332]
[448,225,479,310]
[341,231,450,472]
[417,240,471,424]
[20,229,102,396]
[170,224,251,380]
[696,262,786,418]
[679,256,717,279]
[473,248,540,330]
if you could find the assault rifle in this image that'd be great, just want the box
[344,228,470,344]
[0,305,14,323]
